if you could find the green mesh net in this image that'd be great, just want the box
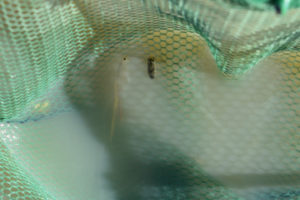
[0,0,299,199]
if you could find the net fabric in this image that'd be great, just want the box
[144,0,300,75]
[218,0,300,12]
[0,0,299,199]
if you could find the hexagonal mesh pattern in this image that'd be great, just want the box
[0,0,299,199]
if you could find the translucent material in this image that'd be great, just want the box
[0,0,299,199]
